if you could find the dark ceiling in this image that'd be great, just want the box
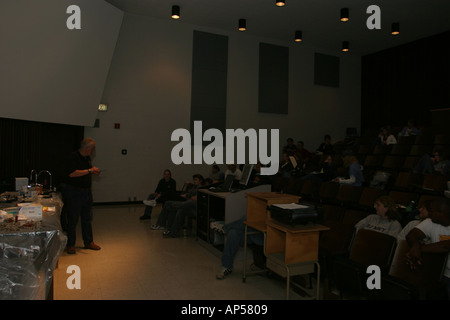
[104,0,450,55]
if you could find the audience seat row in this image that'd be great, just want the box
[270,171,449,300]
[354,131,448,146]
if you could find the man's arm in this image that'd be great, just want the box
[69,167,100,178]
[405,227,427,268]
[420,240,450,253]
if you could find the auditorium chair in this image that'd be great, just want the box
[341,209,370,226]
[391,172,424,192]
[298,179,321,203]
[370,240,449,300]
[417,173,448,195]
[388,190,419,207]
[331,229,397,299]
[390,144,411,156]
[373,145,391,155]
[402,156,421,172]
[397,135,416,145]
[382,155,405,172]
[332,184,363,207]
[409,144,433,156]
[317,181,340,205]
[318,221,355,281]
[363,154,385,170]
[351,187,386,212]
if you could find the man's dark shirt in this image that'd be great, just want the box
[155,178,176,199]
[66,151,92,189]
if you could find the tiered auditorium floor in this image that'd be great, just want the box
[53,204,316,300]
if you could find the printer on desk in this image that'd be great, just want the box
[270,203,319,226]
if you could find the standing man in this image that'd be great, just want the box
[64,138,101,254]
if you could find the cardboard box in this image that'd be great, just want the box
[18,203,43,221]
[15,177,28,192]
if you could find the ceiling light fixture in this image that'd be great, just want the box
[391,22,400,35]
[340,8,349,22]
[238,19,246,31]
[294,30,302,42]
[275,1,286,7]
[342,41,349,52]
[171,5,180,19]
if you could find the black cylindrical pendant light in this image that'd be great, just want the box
[294,30,302,42]
[342,41,349,52]
[391,22,400,35]
[238,19,246,31]
[171,5,180,19]
[340,8,349,22]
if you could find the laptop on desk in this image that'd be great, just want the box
[209,174,235,193]
[230,164,254,192]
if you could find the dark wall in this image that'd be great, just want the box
[361,31,450,136]
[0,118,83,192]
[190,30,228,136]
[258,42,289,114]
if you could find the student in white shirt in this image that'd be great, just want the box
[397,200,431,243]
[225,164,242,181]
[406,198,450,299]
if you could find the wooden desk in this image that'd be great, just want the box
[265,220,329,264]
[246,192,301,230]
[242,192,300,282]
[265,219,329,299]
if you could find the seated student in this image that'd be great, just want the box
[250,162,273,186]
[398,119,420,137]
[151,174,204,230]
[300,153,336,182]
[333,153,364,187]
[225,164,242,181]
[405,197,450,299]
[397,200,431,242]
[162,196,198,238]
[296,141,311,162]
[209,165,224,184]
[277,152,294,178]
[282,137,297,155]
[414,149,450,176]
[377,126,397,145]
[140,169,176,220]
[215,216,264,280]
[316,134,334,155]
[355,195,403,238]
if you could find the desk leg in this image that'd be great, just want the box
[242,224,248,283]
[243,228,267,283]
[286,265,290,300]
[315,261,320,300]
[284,261,321,300]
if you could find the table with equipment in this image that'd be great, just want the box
[242,192,300,281]
[0,193,66,300]
[242,192,329,300]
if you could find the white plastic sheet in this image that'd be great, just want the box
[0,193,66,300]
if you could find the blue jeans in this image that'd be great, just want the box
[221,218,264,270]
[143,193,157,218]
[64,185,94,247]
[414,154,434,174]
[156,200,184,228]
[442,276,450,300]
[169,199,196,236]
